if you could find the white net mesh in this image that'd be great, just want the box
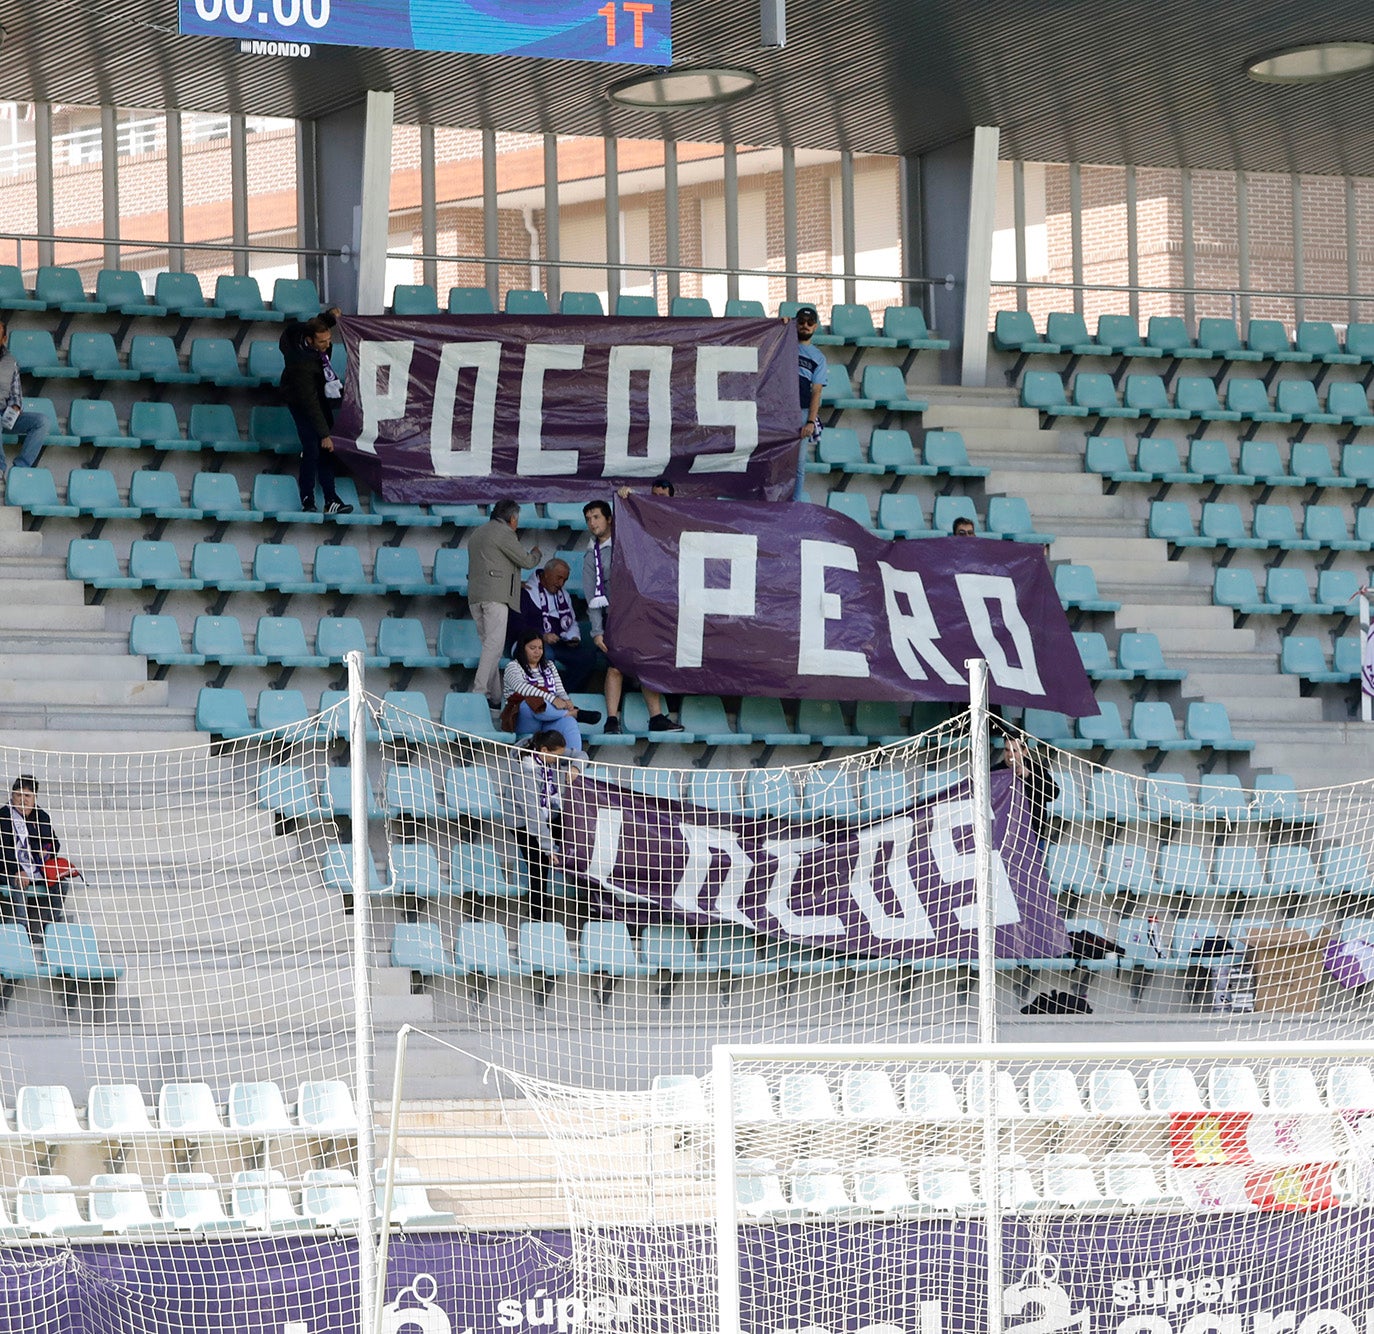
[6,696,1374,1331]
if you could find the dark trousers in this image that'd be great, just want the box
[514,819,564,919]
[288,405,337,505]
[1,884,68,948]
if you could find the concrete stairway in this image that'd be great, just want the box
[923,397,1374,788]
[0,503,199,751]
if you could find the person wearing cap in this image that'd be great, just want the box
[0,773,69,946]
[794,305,828,501]
[615,476,676,501]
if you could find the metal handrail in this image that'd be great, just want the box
[0,230,346,263]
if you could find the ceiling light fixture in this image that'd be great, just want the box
[1246,42,1374,84]
[607,66,759,109]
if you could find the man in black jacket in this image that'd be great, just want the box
[0,774,68,945]
[278,308,353,515]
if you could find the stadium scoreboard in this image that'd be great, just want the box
[179,0,671,63]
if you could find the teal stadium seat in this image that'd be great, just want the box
[250,405,302,454]
[1239,439,1301,487]
[377,618,446,668]
[1074,632,1132,681]
[813,428,881,474]
[1117,632,1185,681]
[193,615,269,667]
[882,305,950,349]
[1145,316,1208,359]
[317,616,386,668]
[1123,374,1189,420]
[68,468,138,518]
[994,310,1059,354]
[391,284,440,315]
[190,337,259,388]
[246,341,286,385]
[1054,564,1120,612]
[1225,378,1289,422]
[1045,311,1101,355]
[563,291,607,315]
[257,616,328,668]
[36,265,105,313]
[448,286,496,314]
[506,289,551,315]
[130,335,199,384]
[314,545,381,595]
[869,428,934,475]
[68,332,138,382]
[1303,505,1363,550]
[272,277,322,321]
[6,467,78,517]
[725,299,766,317]
[667,296,710,317]
[1196,318,1261,361]
[987,496,1053,543]
[69,399,138,448]
[190,473,263,522]
[252,474,323,524]
[1275,380,1341,425]
[129,540,201,590]
[1252,503,1317,550]
[1072,372,1136,418]
[820,365,877,410]
[214,274,278,321]
[1245,319,1308,362]
[196,688,254,737]
[130,401,198,453]
[67,539,140,591]
[828,303,897,347]
[154,271,224,318]
[615,295,658,317]
[923,429,989,476]
[0,265,46,311]
[1137,437,1201,483]
[1175,376,1240,421]
[1021,371,1084,419]
[1326,383,1374,426]
[877,493,929,537]
[1095,314,1155,357]
[1185,703,1252,751]
[1296,321,1361,365]
[1085,437,1149,484]
[9,397,76,449]
[1344,324,1374,363]
[96,269,166,317]
[8,329,75,379]
[192,542,267,593]
[1290,440,1348,487]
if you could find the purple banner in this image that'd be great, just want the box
[331,316,799,504]
[563,769,1067,962]
[11,1212,1374,1333]
[606,496,1098,713]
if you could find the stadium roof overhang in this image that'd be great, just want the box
[9,0,1374,175]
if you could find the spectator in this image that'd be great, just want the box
[992,725,1059,844]
[501,630,589,755]
[952,516,976,537]
[0,774,68,946]
[278,307,354,515]
[507,729,572,919]
[468,499,543,710]
[581,499,683,735]
[512,558,597,691]
[615,476,676,500]
[794,305,826,501]
[0,317,50,483]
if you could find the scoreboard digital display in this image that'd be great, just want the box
[179,0,670,64]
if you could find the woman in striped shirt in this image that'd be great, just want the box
[502,630,587,756]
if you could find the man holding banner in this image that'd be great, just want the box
[467,500,543,711]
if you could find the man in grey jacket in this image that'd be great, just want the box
[467,498,543,709]
[0,318,49,481]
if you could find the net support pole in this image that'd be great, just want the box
[712,1044,742,1334]
[372,1023,414,1334]
[347,651,378,1334]
[1361,590,1371,725]
[966,658,1004,1334]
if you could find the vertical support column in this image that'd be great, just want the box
[166,110,185,274]
[483,126,500,301]
[420,123,437,291]
[1181,168,1196,330]
[663,141,681,305]
[1346,177,1360,326]
[839,150,857,304]
[958,126,1000,388]
[712,1046,742,1334]
[1125,166,1139,322]
[899,151,923,317]
[1362,593,1372,726]
[1069,162,1084,316]
[723,141,740,304]
[100,106,120,271]
[966,658,1003,1334]
[230,114,249,277]
[604,136,621,309]
[1012,160,1028,313]
[355,90,396,315]
[1237,170,1251,326]
[782,145,799,304]
[543,133,561,306]
[1291,174,1305,325]
[34,103,54,271]
[296,117,321,294]
[346,651,377,1334]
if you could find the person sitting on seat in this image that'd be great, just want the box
[511,557,597,691]
[0,774,69,946]
[501,630,590,757]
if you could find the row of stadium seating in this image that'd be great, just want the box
[5,331,306,388]
[0,924,121,987]
[1048,842,1367,899]
[668,1061,1374,1121]
[0,266,322,323]
[995,310,1374,366]
[1087,435,1374,489]
[0,1168,451,1237]
[1211,567,1365,619]
[1024,371,1374,427]
[1024,700,1251,752]
[6,402,310,455]
[1042,767,1306,825]
[1149,500,1374,552]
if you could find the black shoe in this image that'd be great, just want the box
[604,716,621,734]
[577,709,602,725]
[648,713,684,732]
[324,499,354,516]
[299,497,317,513]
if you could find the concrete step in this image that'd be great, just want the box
[1245,727,1374,786]
[0,705,197,735]
[0,577,88,606]
[0,728,204,752]
[0,629,133,656]
[0,527,44,556]
[922,403,1042,431]
[0,678,170,707]
[0,652,149,682]
[1116,602,1246,631]
[0,603,106,632]
[1138,625,1259,653]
